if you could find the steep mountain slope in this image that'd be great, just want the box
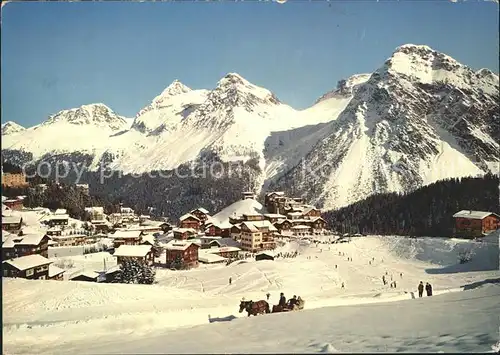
[131,80,210,135]
[2,104,129,159]
[1,121,25,135]
[269,44,499,210]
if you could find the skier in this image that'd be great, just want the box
[369,261,371,265]
[229,277,232,285]
[393,281,397,288]
[266,293,270,301]
[341,282,345,289]
[335,264,337,269]
[400,272,403,278]
[425,282,433,296]
[418,281,424,298]
[382,275,386,285]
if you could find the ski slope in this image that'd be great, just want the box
[3,233,499,354]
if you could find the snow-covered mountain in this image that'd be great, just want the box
[269,44,499,210]
[1,121,25,135]
[2,104,129,158]
[2,44,498,211]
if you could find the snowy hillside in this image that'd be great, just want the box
[3,233,499,354]
[1,121,25,135]
[270,44,499,210]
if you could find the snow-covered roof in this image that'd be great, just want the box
[205,246,241,254]
[452,210,499,220]
[165,241,198,251]
[69,270,99,280]
[198,253,227,263]
[105,265,121,274]
[179,213,200,222]
[288,212,303,216]
[2,216,21,224]
[172,227,197,234]
[48,264,65,278]
[200,236,222,241]
[141,234,155,245]
[112,230,142,239]
[266,191,285,196]
[250,220,278,231]
[241,222,259,232]
[264,213,286,218]
[113,244,152,258]
[120,207,134,214]
[49,214,69,220]
[51,234,87,240]
[191,207,210,215]
[84,206,104,214]
[54,209,67,215]
[256,251,275,258]
[210,199,264,225]
[3,254,52,271]
[15,234,47,245]
[47,226,62,232]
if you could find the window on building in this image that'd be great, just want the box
[26,268,34,276]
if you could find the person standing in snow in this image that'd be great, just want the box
[418,281,424,297]
[393,281,396,288]
[425,282,433,296]
[229,277,232,285]
[400,272,403,278]
[382,275,386,285]
[266,292,270,301]
[278,292,286,307]
[341,282,345,289]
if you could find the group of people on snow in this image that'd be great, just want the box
[278,292,303,309]
[418,281,433,297]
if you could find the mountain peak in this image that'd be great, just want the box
[218,72,249,86]
[42,103,127,130]
[1,121,25,135]
[160,80,191,97]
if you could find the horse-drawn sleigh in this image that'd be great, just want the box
[239,296,305,316]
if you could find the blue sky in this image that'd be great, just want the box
[1,1,498,127]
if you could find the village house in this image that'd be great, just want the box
[290,225,311,236]
[1,172,29,188]
[84,206,106,221]
[264,191,285,213]
[241,213,265,222]
[230,224,242,240]
[3,254,53,279]
[239,220,277,253]
[165,241,200,269]
[287,211,303,220]
[274,219,293,233]
[46,227,62,236]
[452,210,500,238]
[198,252,227,265]
[90,219,112,233]
[255,251,275,262]
[3,198,24,211]
[113,244,154,266]
[302,207,322,219]
[49,265,65,281]
[263,213,287,224]
[54,208,67,215]
[308,217,327,233]
[50,234,87,247]
[46,214,69,227]
[2,215,23,232]
[69,271,99,282]
[229,214,245,224]
[179,213,201,230]
[14,233,51,258]
[190,208,210,225]
[173,227,198,240]
[199,236,223,249]
[204,246,241,259]
[111,230,144,248]
[205,222,231,238]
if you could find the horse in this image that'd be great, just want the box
[239,300,271,316]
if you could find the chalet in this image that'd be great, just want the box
[2,234,21,259]
[290,225,311,236]
[4,198,23,211]
[69,271,99,282]
[165,241,200,269]
[14,234,51,258]
[173,227,198,240]
[47,214,69,227]
[2,215,23,232]
[287,212,303,220]
[46,227,62,236]
[205,246,241,259]
[274,219,293,233]
[190,208,210,224]
[302,207,322,219]
[198,252,227,264]
[452,210,500,238]
[255,251,275,261]
[264,213,287,224]
[140,234,156,246]
[111,230,144,247]
[3,254,52,279]
[309,217,327,233]
[91,219,112,233]
[230,224,242,239]
[207,237,241,250]
[48,264,65,281]
[205,222,231,237]
[241,213,265,222]
[199,236,223,249]
[179,213,201,230]
[264,191,285,211]
[239,220,276,253]
[113,244,154,266]
[50,234,87,247]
